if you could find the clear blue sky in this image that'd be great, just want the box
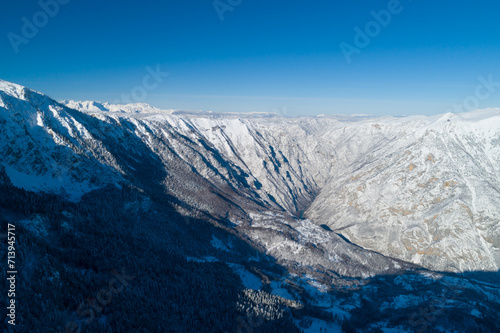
[1,0,500,116]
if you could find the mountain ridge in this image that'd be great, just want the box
[1,79,499,274]
[1,79,500,332]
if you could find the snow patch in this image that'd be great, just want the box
[211,235,230,252]
[2,164,96,202]
[227,263,262,290]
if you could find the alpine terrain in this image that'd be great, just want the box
[1,78,499,332]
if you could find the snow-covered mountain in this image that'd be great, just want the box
[78,100,498,274]
[3,79,499,274]
[2,79,500,331]
[61,99,176,114]
[307,111,500,273]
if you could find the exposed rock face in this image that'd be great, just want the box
[166,111,500,273]
[305,113,500,273]
[2,80,500,332]
[1,79,499,276]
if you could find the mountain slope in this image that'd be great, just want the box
[1,79,411,280]
[1,79,499,331]
[307,112,500,272]
[118,105,500,273]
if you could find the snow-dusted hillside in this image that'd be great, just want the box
[61,100,176,114]
[2,79,500,331]
[2,79,499,276]
[307,112,500,273]
[0,81,120,200]
[61,94,500,274]
[1,80,411,283]
[123,106,500,274]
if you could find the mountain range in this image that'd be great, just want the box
[1,79,499,332]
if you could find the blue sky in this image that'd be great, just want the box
[1,0,500,116]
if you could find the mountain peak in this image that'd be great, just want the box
[0,79,52,111]
[61,100,175,114]
[0,79,28,100]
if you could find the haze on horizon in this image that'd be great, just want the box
[1,0,500,116]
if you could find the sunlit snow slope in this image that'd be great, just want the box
[1,79,498,275]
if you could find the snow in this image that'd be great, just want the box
[19,214,48,237]
[270,281,295,301]
[183,258,262,290]
[3,165,95,202]
[390,295,422,309]
[1,79,499,333]
[226,263,262,290]
[0,79,26,100]
[394,276,414,291]
[62,100,176,115]
[470,309,482,318]
[457,108,500,130]
[2,78,500,276]
[304,274,328,293]
[325,306,351,320]
[210,235,230,252]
